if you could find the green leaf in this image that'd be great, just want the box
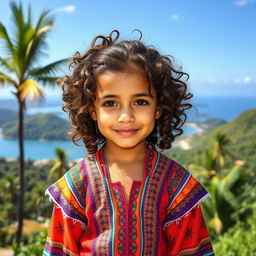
[0,23,14,56]
[29,58,69,78]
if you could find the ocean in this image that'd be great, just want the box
[0,96,255,160]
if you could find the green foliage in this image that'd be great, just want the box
[167,110,256,237]
[213,210,256,256]
[48,147,70,180]
[0,157,53,224]
[2,113,71,140]
[190,109,256,168]
[12,229,47,256]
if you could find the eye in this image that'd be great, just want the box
[102,100,117,107]
[134,99,149,106]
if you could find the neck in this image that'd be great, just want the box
[103,142,148,164]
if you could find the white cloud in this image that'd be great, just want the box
[243,76,253,83]
[234,0,256,6]
[233,76,254,84]
[206,78,217,84]
[56,5,76,13]
[170,14,180,21]
[200,76,254,85]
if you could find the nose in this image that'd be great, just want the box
[117,108,135,122]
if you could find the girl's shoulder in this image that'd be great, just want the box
[45,160,88,225]
[159,153,210,227]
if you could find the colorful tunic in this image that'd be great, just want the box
[43,146,214,256]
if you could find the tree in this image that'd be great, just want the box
[0,2,68,245]
[213,132,234,171]
[189,142,244,234]
[0,174,18,223]
[48,147,70,181]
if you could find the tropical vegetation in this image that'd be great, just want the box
[0,1,68,245]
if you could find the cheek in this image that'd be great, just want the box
[96,109,114,123]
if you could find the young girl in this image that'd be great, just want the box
[43,30,214,256]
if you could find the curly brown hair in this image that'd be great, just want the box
[59,30,193,155]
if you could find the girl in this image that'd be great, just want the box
[43,30,214,256]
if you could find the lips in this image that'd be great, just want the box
[114,129,138,136]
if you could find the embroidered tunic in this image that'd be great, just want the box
[43,146,214,256]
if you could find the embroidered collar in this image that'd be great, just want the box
[95,144,157,181]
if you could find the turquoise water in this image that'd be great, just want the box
[0,138,87,160]
[0,126,196,160]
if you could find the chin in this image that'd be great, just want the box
[107,140,147,150]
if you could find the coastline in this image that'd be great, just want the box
[174,122,205,150]
[186,122,204,134]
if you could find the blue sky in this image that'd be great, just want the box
[0,0,255,98]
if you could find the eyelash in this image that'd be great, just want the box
[102,99,149,107]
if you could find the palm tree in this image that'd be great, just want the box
[0,174,18,222]
[0,2,68,245]
[48,147,70,180]
[30,183,46,218]
[202,164,242,234]
[213,132,234,170]
[189,148,244,234]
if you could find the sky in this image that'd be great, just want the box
[0,0,255,99]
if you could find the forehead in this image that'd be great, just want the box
[96,71,156,97]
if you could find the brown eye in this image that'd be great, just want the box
[102,100,117,107]
[134,99,149,106]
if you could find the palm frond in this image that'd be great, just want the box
[222,165,241,190]
[0,23,14,56]
[35,9,54,31]
[35,76,60,87]
[24,30,49,73]
[10,1,24,34]
[26,4,32,29]
[18,79,44,102]
[48,161,62,179]
[0,72,16,86]
[29,58,69,78]
[0,57,16,73]
[10,1,26,56]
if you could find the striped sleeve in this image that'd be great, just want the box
[43,162,87,255]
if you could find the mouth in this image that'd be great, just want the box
[114,129,138,136]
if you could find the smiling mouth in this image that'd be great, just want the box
[114,129,138,136]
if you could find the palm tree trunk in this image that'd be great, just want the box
[15,99,25,246]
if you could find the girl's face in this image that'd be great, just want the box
[91,70,161,151]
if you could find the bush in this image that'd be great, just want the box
[213,211,256,255]
[12,230,47,256]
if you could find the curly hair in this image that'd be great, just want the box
[59,30,193,155]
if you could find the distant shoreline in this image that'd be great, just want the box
[186,122,204,134]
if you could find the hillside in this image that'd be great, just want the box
[167,108,256,172]
[2,113,71,140]
[0,109,18,126]
[191,108,256,148]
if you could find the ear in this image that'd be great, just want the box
[155,108,162,119]
[90,110,97,120]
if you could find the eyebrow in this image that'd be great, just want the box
[100,93,154,100]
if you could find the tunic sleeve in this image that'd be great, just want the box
[43,204,84,256]
[163,162,214,255]
[43,162,87,256]
[164,205,214,255]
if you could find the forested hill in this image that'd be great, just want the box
[169,108,256,173]
[0,109,19,126]
[191,108,256,148]
[1,111,71,140]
